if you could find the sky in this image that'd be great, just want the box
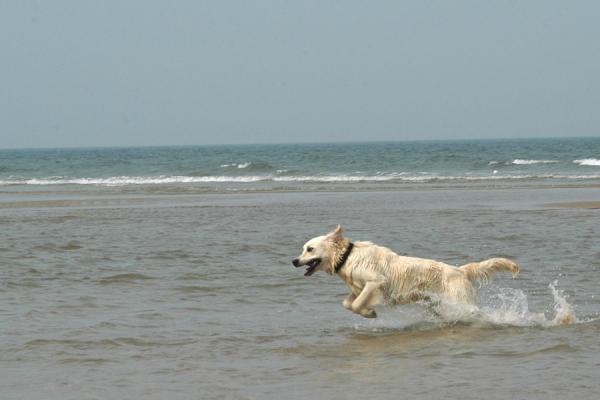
[1,1,599,149]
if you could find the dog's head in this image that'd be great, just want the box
[292,225,345,276]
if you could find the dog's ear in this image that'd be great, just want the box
[328,225,343,242]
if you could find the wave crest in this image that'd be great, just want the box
[512,159,559,165]
[574,158,600,166]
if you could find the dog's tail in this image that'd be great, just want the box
[459,258,519,283]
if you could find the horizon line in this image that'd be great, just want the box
[1,135,598,151]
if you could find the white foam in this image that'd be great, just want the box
[512,159,559,165]
[220,162,252,169]
[574,158,600,166]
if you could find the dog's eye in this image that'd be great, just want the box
[307,246,314,253]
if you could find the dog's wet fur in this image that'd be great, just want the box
[293,226,519,318]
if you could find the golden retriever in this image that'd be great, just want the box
[292,225,519,318]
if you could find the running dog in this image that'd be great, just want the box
[292,225,519,318]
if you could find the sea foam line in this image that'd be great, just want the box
[2,174,600,186]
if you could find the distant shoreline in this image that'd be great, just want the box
[545,201,600,209]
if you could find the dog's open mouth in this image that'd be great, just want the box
[304,258,322,276]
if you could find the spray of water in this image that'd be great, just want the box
[549,280,576,326]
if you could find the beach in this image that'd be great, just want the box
[1,181,599,399]
[4,0,600,396]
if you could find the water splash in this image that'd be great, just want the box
[475,286,548,327]
[353,281,577,332]
[451,282,576,327]
[549,280,576,325]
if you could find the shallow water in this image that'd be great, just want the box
[1,187,600,399]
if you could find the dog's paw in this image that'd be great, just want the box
[360,309,377,318]
[342,298,353,310]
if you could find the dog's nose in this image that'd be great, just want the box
[292,258,300,267]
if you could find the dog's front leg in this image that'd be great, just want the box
[351,281,383,318]
[342,293,356,310]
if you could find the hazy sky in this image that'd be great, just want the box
[1,1,599,148]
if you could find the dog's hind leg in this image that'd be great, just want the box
[351,281,384,318]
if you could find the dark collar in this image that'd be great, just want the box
[334,242,354,274]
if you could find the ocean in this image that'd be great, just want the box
[1,137,600,189]
[1,138,600,399]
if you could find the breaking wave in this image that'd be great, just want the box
[219,161,274,172]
